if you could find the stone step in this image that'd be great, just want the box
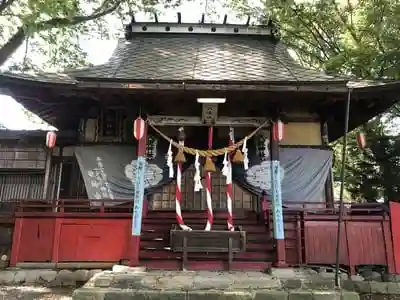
[72,269,362,300]
[73,288,359,300]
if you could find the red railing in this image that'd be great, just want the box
[10,199,141,266]
[261,201,394,274]
[8,198,396,274]
[14,198,135,218]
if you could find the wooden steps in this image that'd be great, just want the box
[141,260,272,271]
[139,210,275,270]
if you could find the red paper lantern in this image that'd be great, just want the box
[46,131,57,149]
[133,117,145,140]
[356,131,366,149]
[272,119,284,141]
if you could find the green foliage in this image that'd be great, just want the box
[0,0,187,70]
[227,0,400,202]
[333,120,400,202]
[227,0,400,79]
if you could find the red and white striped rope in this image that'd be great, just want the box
[204,127,214,231]
[204,171,213,231]
[227,128,234,231]
[175,142,191,231]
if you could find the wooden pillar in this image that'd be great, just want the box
[270,121,287,267]
[56,147,64,200]
[321,121,334,208]
[54,147,64,212]
[42,149,52,199]
[129,120,148,267]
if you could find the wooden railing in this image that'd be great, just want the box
[12,199,134,218]
[7,197,396,273]
[260,200,393,274]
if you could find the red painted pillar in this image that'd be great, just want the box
[10,218,23,266]
[129,118,148,267]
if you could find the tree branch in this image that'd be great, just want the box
[0,0,123,66]
[38,0,123,29]
[331,0,361,45]
[0,26,25,66]
[289,5,338,59]
[0,0,16,14]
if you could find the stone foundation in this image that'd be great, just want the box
[0,267,399,300]
[0,269,103,287]
[73,269,358,300]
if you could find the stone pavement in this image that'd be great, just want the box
[0,286,73,299]
[0,268,101,287]
[73,268,366,300]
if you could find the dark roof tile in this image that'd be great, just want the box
[0,71,76,84]
[67,35,342,82]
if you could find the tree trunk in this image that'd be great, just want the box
[0,27,26,67]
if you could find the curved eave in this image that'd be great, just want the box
[328,81,400,141]
[0,129,79,144]
[73,77,351,93]
[0,73,77,87]
[1,72,399,142]
[0,74,79,129]
[1,72,351,92]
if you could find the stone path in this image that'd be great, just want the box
[0,269,101,286]
[73,268,363,300]
[0,286,73,299]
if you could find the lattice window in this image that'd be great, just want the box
[150,165,257,211]
[0,173,44,203]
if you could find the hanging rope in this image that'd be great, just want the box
[147,119,269,157]
[176,140,192,231]
[204,126,214,231]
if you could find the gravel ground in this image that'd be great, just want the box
[0,286,74,299]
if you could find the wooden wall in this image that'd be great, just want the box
[0,143,46,169]
[281,122,322,146]
[0,119,323,207]
[150,165,258,211]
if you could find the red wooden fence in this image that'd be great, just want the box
[389,202,400,274]
[263,202,395,274]
[10,199,146,266]
[9,199,398,274]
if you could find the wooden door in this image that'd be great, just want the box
[150,165,256,211]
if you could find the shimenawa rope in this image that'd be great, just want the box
[147,119,269,157]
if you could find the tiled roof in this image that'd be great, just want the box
[67,35,342,82]
[0,71,76,84]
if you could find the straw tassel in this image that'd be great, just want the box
[194,152,203,192]
[204,157,216,172]
[174,147,186,164]
[232,149,244,163]
[175,126,186,164]
[167,139,174,178]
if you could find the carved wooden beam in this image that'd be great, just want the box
[148,115,269,127]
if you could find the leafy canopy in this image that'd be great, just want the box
[227,0,400,201]
[0,0,185,69]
